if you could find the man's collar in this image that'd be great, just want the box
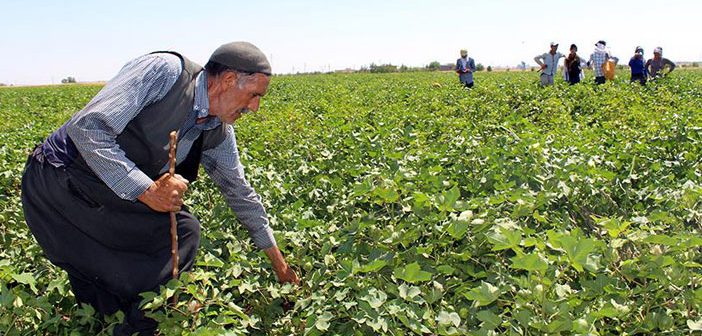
[194,71,221,128]
[194,71,210,119]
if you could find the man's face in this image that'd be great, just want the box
[550,45,558,53]
[209,72,270,124]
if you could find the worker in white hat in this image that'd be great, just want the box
[646,47,676,78]
[534,42,564,86]
[455,49,477,88]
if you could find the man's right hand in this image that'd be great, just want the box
[137,174,189,212]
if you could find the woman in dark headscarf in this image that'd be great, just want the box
[564,44,582,85]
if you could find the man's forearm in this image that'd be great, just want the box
[67,121,154,200]
[264,246,287,269]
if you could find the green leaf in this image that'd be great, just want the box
[365,316,388,332]
[425,282,444,304]
[11,273,37,294]
[486,227,522,251]
[398,314,432,335]
[510,252,548,273]
[394,262,432,283]
[584,254,602,273]
[374,187,400,203]
[436,265,456,275]
[315,312,333,331]
[399,284,422,301]
[476,310,501,329]
[357,259,387,273]
[463,281,500,307]
[447,219,470,240]
[412,191,431,209]
[595,299,630,318]
[549,232,599,273]
[597,217,631,238]
[352,180,373,197]
[47,278,67,296]
[643,234,678,246]
[360,288,387,309]
[197,253,224,268]
[298,219,325,229]
[437,186,460,212]
[437,311,461,327]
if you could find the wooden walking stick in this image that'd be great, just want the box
[168,131,180,304]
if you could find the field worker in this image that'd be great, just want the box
[564,44,583,85]
[21,42,299,335]
[534,42,564,86]
[455,49,477,88]
[646,47,676,79]
[629,46,648,85]
[587,40,618,84]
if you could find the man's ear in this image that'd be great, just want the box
[222,71,237,86]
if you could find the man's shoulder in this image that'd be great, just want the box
[126,52,184,82]
[144,52,184,70]
[115,52,185,95]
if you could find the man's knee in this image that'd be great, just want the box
[178,211,201,244]
[176,212,201,272]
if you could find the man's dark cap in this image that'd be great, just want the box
[209,42,271,75]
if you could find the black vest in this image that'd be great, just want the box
[54,51,227,207]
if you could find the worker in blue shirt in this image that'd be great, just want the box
[629,46,647,85]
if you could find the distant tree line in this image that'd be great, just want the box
[358,61,496,74]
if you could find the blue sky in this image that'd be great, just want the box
[1,0,699,85]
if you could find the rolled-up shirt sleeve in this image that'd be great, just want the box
[65,53,182,200]
[201,125,276,250]
[665,58,676,72]
[534,54,544,65]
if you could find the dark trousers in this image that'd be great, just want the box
[568,73,581,85]
[631,73,646,85]
[594,76,606,85]
[21,150,201,335]
[462,81,474,89]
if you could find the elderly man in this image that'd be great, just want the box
[21,42,298,335]
[534,42,564,86]
[455,49,476,88]
[646,47,676,79]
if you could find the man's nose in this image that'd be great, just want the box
[248,96,261,112]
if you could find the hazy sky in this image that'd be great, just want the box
[1,0,699,85]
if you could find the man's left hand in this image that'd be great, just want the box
[274,264,300,285]
[264,246,300,285]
